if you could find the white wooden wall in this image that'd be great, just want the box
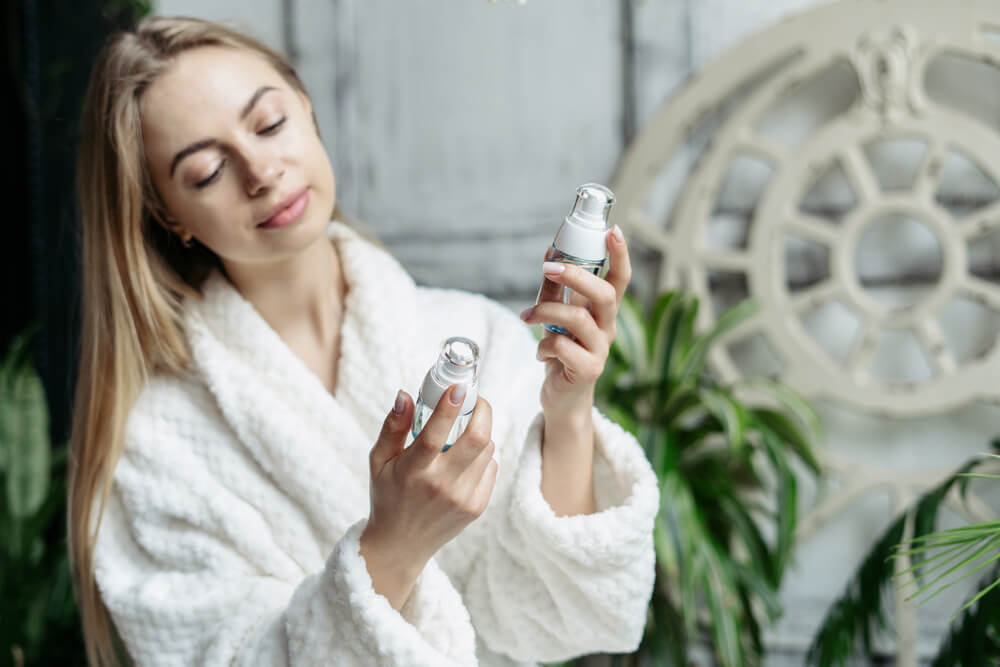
[154,1,1000,664]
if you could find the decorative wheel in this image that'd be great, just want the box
[611,0,1000,418]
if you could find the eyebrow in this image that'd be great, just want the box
[168,85,278,177]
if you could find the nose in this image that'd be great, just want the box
[241,146,283,196]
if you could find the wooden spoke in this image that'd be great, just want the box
[698,248,752,272]
[846,320,880,378]
[839,144,881,205]
[789,279,841,314]
[785,214,840,246]
[915,316,957,376]
[912,139,948,202]
[957,198,1000,240]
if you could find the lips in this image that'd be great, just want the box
[257,187,310,229]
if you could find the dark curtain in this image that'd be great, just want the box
[8,0,150,444]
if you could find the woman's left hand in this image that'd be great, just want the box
[520,225,632,419]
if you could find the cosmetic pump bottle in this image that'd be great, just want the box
[412,337,481,451]
[535,183,616,335]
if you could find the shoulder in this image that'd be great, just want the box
[120,369,229,479]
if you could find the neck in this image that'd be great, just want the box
[224,235,344,343]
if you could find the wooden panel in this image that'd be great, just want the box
[628,0,692,131]
[155,0,285,51]
[296,0,624,295]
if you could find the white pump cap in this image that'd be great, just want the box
[552,183,616,262]
[419,337,480,414]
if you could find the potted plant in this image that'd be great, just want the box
[806,445,1000,666]
[593,291,823,666]
[0,330,84,667]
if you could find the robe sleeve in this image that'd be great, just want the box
[443,297,660,663]
[94,383,479,667]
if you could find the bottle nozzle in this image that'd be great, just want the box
[569,183,615,230]
[433,336,480,385]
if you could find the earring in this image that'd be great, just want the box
[181,235,193,248]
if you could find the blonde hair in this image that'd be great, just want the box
[68,17,324,666]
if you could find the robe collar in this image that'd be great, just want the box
[183,222,426,542]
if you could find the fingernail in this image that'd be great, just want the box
[393,390,405,414]
[449,384,467,406]
[542,261,565,275]
[519,306,534,321]
[612,224,625,243]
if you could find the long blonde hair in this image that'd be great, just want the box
[68,17,322,666]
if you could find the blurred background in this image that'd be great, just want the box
[6,0,1000,665]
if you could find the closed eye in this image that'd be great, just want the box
[260,116,286,134]
[196,159,226,188]
[192,117,286,188]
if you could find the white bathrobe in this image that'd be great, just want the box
[94,221,659,666]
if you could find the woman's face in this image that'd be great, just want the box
[141,46,336,267]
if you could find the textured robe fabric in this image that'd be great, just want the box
[94,221,659,666]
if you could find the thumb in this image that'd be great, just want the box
[370,390,413,473]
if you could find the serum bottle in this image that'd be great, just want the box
[535,183,616,335]
[412,337,481,451]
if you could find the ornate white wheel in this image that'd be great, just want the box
[612,2,1000,664]
[612,0,1000,418]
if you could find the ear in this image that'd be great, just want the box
[153,210,189,242]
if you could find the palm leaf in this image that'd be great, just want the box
[649,291,685,386]
[739,376,824,446]
[676,298,759,385]
[752,407,821,475]
[597,290,822,667]
[806,453,989,665]
[929,564,1000,667]
[1,330,51,521]
[699,387,747,455]
[614,293,649,378]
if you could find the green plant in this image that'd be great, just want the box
[806,444,1000,666]
[0,330,84,667]
[594,291,823,667]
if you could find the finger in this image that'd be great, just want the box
[536,333,603,379]
[370,390,413,473]
[407,384,466,467]
[604,225,632,306]
[444,397,492,471]
[522,301,606,352]
[539,261,618,331]
[456,438,497,491]
[536,274,564,306]
[469,456,499,517]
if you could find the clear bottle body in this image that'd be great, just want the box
[536,246,605,335]
[412,394,473,451]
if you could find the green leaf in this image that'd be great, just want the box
[929,564,1000,666]
[905,535,1000,607]
[807,452,990,665]
[0,329,37,476]
[699,388,747,455]
[753,407,821,475]
[613,292,650,377]
[4,361,51,519]
[650,292,690,393]
[760,430,798,580]
[718,493,777,586]
[676,298,759,385]
[740,377,824,445]
[647,578,688,666]
[701,549,744,667]
[657,386,704,427]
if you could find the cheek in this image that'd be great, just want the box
[295,121,336,198]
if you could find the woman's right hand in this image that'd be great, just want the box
[359,385,498,610]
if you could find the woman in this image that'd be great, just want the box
[68,16,658,667]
